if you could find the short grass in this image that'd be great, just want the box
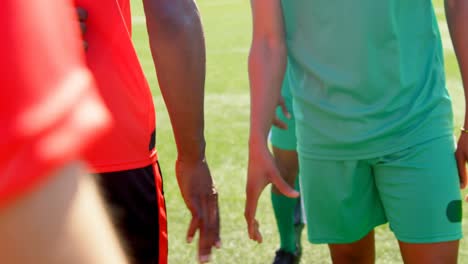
[130,0,468,263]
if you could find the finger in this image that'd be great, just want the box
[77,7,88,21]
[269,168,299,198]
[272,116,288,130]
[210,192,221,248]
[252,219,263,243]
[455,151,467,189]
[278,97,291,119]
[198,193,219,263]
[244,184,262,242]
[186,197,201,243]
[80,21,87,35]
[186,216,199,244]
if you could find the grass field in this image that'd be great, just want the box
[130,0,468,263]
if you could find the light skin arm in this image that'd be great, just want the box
[245,0,299,244]
[445,0,468,190]
[0,162,127,264]
[142,0,220,262]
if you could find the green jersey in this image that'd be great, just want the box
[281,0,454,159]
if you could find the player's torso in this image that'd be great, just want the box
[75,0,156,172]
[281,0,453,159]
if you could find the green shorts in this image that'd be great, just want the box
[270,96,296,151]
[299,136,463,244]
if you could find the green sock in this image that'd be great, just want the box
[271,177,300,254]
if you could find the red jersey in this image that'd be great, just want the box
[76,0,157,172]
[0,0,110,207]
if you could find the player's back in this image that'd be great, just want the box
[76,0,157,172]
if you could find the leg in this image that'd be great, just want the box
[271,146,301,262]
[329,230,375,264]
[374,136,462,264]
[270,89,303,263]
[271,146,299,194]
[399,240,459,264]
[97,163,167,264]
[270,87,299,194]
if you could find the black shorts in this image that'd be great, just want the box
[97,163,167,264]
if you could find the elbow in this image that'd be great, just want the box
[445,0,468,16]
[249,36,287,65]
[248,37,287,84]
[268,39,287,60]
[143,0,202,36]
[445,0,455,14]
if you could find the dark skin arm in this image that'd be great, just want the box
[76,2,220,262]
[142,0,220,262]
[445,0,468,192]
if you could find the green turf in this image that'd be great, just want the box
[130,0,467,263]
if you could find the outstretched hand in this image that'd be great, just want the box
[244,143,299,243]
[176,158,220,263]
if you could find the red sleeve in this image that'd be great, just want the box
[0,0,110,207]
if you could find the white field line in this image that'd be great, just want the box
[131,15,455,54]
[132,15,146,24]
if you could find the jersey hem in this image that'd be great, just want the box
[308,219,387,244]
[395,232,463,244]
[89,149,158,173]
[298,133,452,161]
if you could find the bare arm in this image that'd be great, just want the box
[245,0,298,244]
[0,162,127,264]
[445,0,468,189]
[142,0,220,262]
[143,0,206,161]
[249,0,287,147]
[0,0,127,261]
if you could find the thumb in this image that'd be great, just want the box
[269,168,299,198]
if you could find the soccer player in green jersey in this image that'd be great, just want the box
[270,74,304,264]
[245,1,468,263]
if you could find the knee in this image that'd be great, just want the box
[146,0,200,35]
[329,233,375,264]
[330,246,373,264]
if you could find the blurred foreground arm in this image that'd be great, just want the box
[245,0,299,244]
[142,0,220,262]
[0,163,127,264]
[445,0,468,191]
[0,0,128,262]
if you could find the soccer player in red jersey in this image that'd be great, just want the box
[75,0,220,263]
[0,0,128,263]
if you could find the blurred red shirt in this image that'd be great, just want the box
[0,0,110,207]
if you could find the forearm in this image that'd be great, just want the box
[248,40,287,147]
[445,0,468,126]
[143,0,207,161]
[0,162,127,264]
